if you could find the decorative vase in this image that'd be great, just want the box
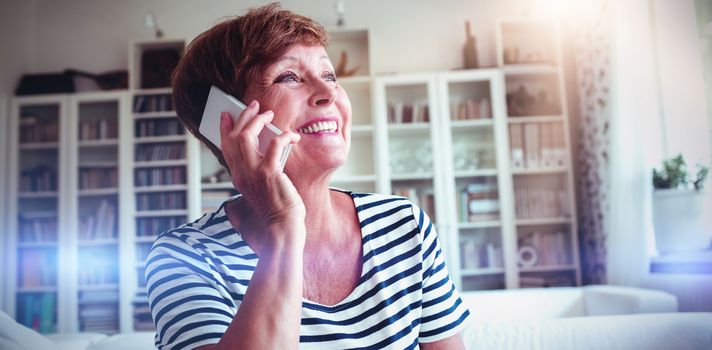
[652,189,711,253]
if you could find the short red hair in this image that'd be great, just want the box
[171,3,329,168]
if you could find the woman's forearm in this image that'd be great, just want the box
[215,223,305,349]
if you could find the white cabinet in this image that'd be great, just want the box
[7,92,132,334]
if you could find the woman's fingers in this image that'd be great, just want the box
[262,131,300,171]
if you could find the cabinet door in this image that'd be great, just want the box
[70,93,125,334]
[10,95,67,333]
[374,75,446,225]
[438,70,517,291]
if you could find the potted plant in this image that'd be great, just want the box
[652,154,710,253]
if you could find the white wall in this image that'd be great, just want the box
[28,0,537,75]
[651,0,711,165]
[0,0,36,315]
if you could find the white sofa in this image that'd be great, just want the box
[2,285,711,350]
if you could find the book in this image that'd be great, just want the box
[509,124,525,169]
[523,123,540,169]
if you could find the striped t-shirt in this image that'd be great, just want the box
[145,191,471,349]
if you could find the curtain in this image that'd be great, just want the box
[568,0,613,285]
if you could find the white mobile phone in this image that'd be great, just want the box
[199,85,291,169]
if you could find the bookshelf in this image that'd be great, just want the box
[496,18,581,287]
[9,95,68,333]
[127,38,201,332]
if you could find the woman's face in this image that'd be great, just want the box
[243,44,352,179]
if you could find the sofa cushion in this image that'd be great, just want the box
[87,332,155,350]
[46,332,108,350]
[0,311,55,350]
[583,285,678,315]
[460,287,586,322]
[462,312,712,350]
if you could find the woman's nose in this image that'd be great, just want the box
[309,79,337,107]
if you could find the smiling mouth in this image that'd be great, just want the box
[297,121,338,134]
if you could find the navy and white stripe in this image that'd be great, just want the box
[145,191,470,349]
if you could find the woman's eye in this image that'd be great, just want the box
[274,72,300,84]
[323,72,337,82]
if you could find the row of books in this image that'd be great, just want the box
[387,102,430,124]
[450,98,491,120]
[20,165,57,192]
[135,166,186,187]
[136,191,187,211]
[514,185,569,219]
[136,216,186,237]
[520,272,575,288]
[133,94,174,113]
[459,241,503,269]
[19,217,57,243]
[133,299,155,331]
[79,167,118,189]
[19,249,57,287]
[79,119,118,140]
[78,246,118,285]
[79,199,117,240]
[16,293,56,334]
[459,182,500,222]
[135,118,185,137]
[134,143,186,161]
[392,187,436,221]
[20,116,59,143]
[517,231,570,267]
[509,122,567,169]
[79,302,119,334]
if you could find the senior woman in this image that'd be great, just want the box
[145,4,470,349]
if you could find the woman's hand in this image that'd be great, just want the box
[219,100,305,238]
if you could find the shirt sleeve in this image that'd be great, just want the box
[413,205,471,343]
[145,230,236,350]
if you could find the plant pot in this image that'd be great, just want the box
[652,189,711,253]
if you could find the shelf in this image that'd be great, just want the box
[133,111,177,120]
[507,115,564,124]
[78,239,119,246]
[17,286,58,293]
[450,119,494,128]
[133,87,172,95]
[512,167,568,175]
[458,221,501,229]
[391,173,434,181]
[454,169,498,178]
[19,142,60,150]
[135,209,189,218]
[79,161,118,168]
[18,241,58,248]
[387,122,431,134]
[18,191,58,199]
[503,64,559,75]
[461,267,506,276]
[78,188,119,196]
[331,174,377,184]
[133,159,188,168]
[135,236,158,243]
[133,135,186,144]
[77,283,119,291]
[351,125,374,135]
[19,211,58,219]
[516,217,572,226]
[134,184,188,193]
[78,139,119,147]
[519,264,577,273]
[201,182,234,191]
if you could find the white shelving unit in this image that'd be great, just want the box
[496,17,581,288]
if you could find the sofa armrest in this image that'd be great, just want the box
[583,285,678,316]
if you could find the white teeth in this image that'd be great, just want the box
[299,121,337,134]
